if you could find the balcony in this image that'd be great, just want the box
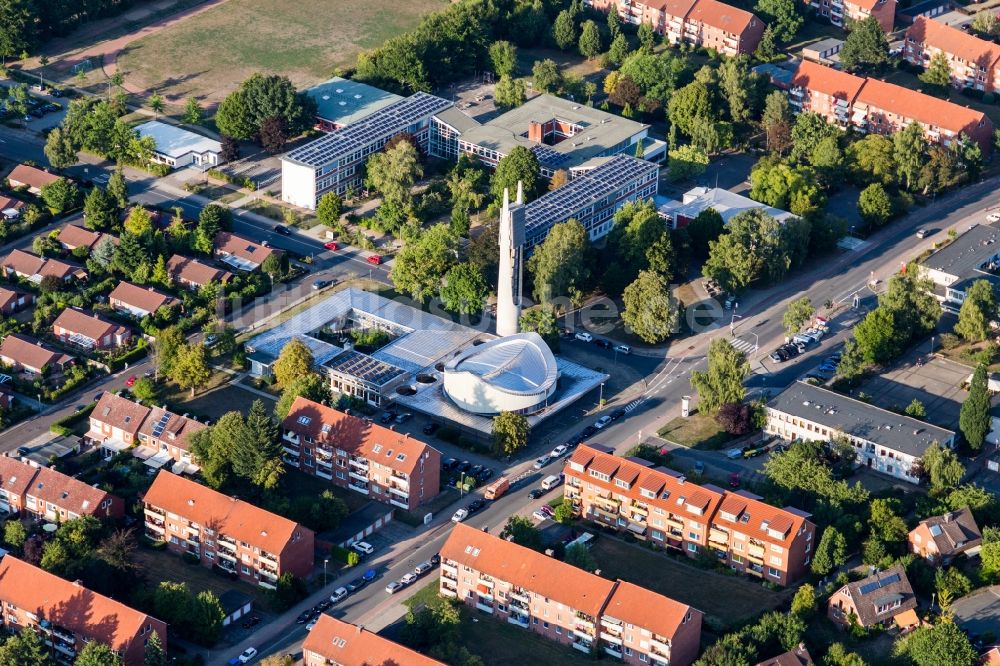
[217,550,237,563]
[282,445,300,457]
[574,627,595,642]
[440,583,458,598]
[389,497,409,509]
[572,639,593,654]
[145,506,165,518]
[664,516,684,531]
[348,481,370,495]
[651,637,672,656]
[629,501,648,516]
[508,613,529,628]
[591,506,618,522]
[388,485,409,498]
[145,520,165,534]
[709,528,729,545]
[282,454,300,466]
[600,630,624,645]
[441,562,458,578]
[603,643,624,658]
[509,589,530,604]
[316,468,333,480]
[348,469,368,482]
[478,577,495,589]
[217,537,236,551]
[476,601,494,614]
[282,431,300,444]
[349,457,369,470]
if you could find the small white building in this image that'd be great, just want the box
[135,121,223,170]
[656,187,797,230]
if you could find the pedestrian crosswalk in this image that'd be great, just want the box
[729,338,758,354]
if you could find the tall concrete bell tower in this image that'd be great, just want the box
[496,182,525,337]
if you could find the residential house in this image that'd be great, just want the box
[756,645,813,666]
[0,557,167,666]
[303,615,446,666]
[908,507,982,564]
[214,231,277,272]
[803,0,895,31]
[135,406,206,474]
[0,194,25,219]
[142,470,315,587]
[6,164,60,195]
[905,17,1000,92]
[564,444,816,585]
[765,381,956,484]
[0,333,74,375]
[0,456,124,521]
[85,391,153,459]
[57,224,113,252]
[0,286,36,315]
[108,282,178,319]
[440,523,703,664]
[134,121,224,169]
[52,307,131,350]
[1,249,88,284]
[827,565,919,629]
[281,397,441,511]
[788,60,994,153]
[166,254,232,290]
[918,221,1000,311]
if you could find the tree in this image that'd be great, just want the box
[920,51,953,90]
[492,411,529,456]
[762,91,792,155]
[0,0,33,66]
[83,187,116,231]
[492,146,541,206]
[148,92,165,119]
[520,307,560,350]
[107,169,129,210]
[500,516,542,550]
[869,498,908,544]
[553,498,576,525]
[812,526,847,575]
[182,97,202,125]
[7,83,28,124]
[703,208,790,292]
[113,232,150,277]
[4,519,27,551]
[857,182,893,227]
[549,169,569,192]
[755,0,803,42]
[790,111,841,164]
[553,10,577,50]
[531,58,562,94]
[755,24,779,61]
[667,144,709,181]
[440,263,488,315]
[906,398,926,419]
[44,127,78,168]
[366,139,422,228]
[956,279,996,342]
[75,640,121,666]
[40,178,80,214]
[489,40,518,78]
[151,326,184,378]
[921,442,966,493]
[527,218,589,303]
[565,543,598,571]
[894,122,927,191]
[0,626,50,666]
[216,90,254,140]
[716,402,753,435]
[221,135,240,162]
[668,81,713,140]
[275,373,331,420]
[169,343,211,397]
[840,16,890,72]
[691,339,749,414]
[579,20,601,59]
[894,621,977,666]
[124,205,154,236]
[638,21,655,51]
[143,631,167,666]
[494,75,526,109]
[132,376,158,403]
[273,338,314,387]
[259,115,287,154]
[622,270,679,343]
[960,363,991,451]
[316,192,343,228]
[391,224,458,302]
[849,134,896,185]
[243,398,284,490]
[790,583,816,618]
[973,10,1000,38]
[783,297,813,336]
[608,33,630,67]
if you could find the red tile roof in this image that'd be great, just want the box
[109,282,177,314]
[602,580,701,641]
[303,615,446,666]
[662,0,699,17]
[442,523,617,616]
[714,490,807,546]
[0,456,35,502]
[792,60,867,101]
[137,405,206,451]
[143,471,313,555]
[687,0,759,34]
[0,195,25,211]
[91,392,153,437]
[907,16,1000,70]
[756,645,813,666]
[166,254,231,286]
[57,224,105,250]
[0,557,163,655]
[1,249,86,281]
[0,456,120,517]
[856,77,991,135]
[7,164,60,190]
[282,397,440,477]
[52,307,129,342]
[0,286,30,311]
[214,231,276,266]
[0,333,73,371]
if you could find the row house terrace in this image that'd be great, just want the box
[0,557,167,666]
[0,456,124,523]
[142,470,314,588]
[281,396,440,511]
[905,16,1000,92]
[440,524,703,665]
[564,444,816,585]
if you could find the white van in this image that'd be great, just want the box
[541,474,561,490]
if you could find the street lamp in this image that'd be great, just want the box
[730,302,740,333]
[599,382,605,406]
[323,558,329,587]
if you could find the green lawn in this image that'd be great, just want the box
[116,0,448,104]
[590,536,792,629]
[658,413,734,450]
[175,382,271,422]
[134,545,274,609]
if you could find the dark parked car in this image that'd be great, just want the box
[17,447,30,457]
[594,339,613,349]
[442,457,458,470]
[423,422,440,435]
[296,610,313,624]
[274,224,291,235]
[430,553,441,566]
[528,488,544,499]
[456,460,472,473]
[467,498,486,513]
[581,425,598,438]
[379,411,395,424]
[610,408,626,421]
[470,464,484,477]
[346,577,367,592]
[477,468,493,482]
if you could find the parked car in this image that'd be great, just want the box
[989,212,1000,223]
[237,647,258,664]
[400,572,419,586]
[527,488,545,499]
[581,425,598,438]
[423,422,440,435]
[16,447,30,457]
[346,578,367,592]
[476,468,493,482]
[729,472,741,488]
[769,351,786,363]
[362,568,378,582]
[273,225,291,235]
[467,498,486,513]
[725,448,742,460]
[203,334,219,347]
[610,408,626,421]
[394,412,412,424]
[532,508,550,521]
[456,460,472,473]
[594,415,612,429]
[379,411,395,424]
[614,344,631,355]
[367,255,382,265]
[414,561,434,576]
[574,331,593,343]
[442,457,458,470]
[312,280,330,290]
[594,338,612,349]
[351,541,375,556]
[694,461,705,475]
[385,581,404,594]
[533,455,550,470]
[430,553,441,566]
[330,587,348,603]
[550,444,568,458]
[916,229,929,239]
[124,375,137,387]
[451,508,469,523]
[306,620,318,631]
[324,242,339,250]
[470,464,484,477]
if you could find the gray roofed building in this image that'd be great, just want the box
[765,381,955,484]
[919,222,1000,310]
[303,77,403,131]
[828,565,918,628]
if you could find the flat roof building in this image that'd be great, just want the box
[303,77,403,132]
[135,120,223,170]
[918,221,1000,310]
[656,187,796,229]
[765,381,956,484]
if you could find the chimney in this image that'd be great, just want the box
[528,121,543,143]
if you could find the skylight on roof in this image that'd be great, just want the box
[297,416,312,425]
[321,424,332,433]
[397,453,406,461]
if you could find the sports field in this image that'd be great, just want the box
[116,0,446,103]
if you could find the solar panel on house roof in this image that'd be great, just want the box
[858,573,900,595]
[151,412,171,438]
[325,350,406,386]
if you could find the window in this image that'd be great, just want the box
[242,565,252,575]
[687,543,698,553]
[543,621,549,628]
[768,567,781,578]
[555,626,562,634]
[625,647,633,656]
[296,416,311,425]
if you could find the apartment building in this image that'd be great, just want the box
[440,523,703,664]
[586,0,766,56]
[0,456,124,521]
[142,471,315,587]
[108,281,178,319]
[905,17,1000,92]
[564,444,816,585]
[135,405,206,474]
[0,557,167,666]
[827,565,919,629]
[52,307,131,350]
[281,92,453,209]
[908,507,982,564]
[789,60,994,153]
[804,0,895,31]
[86,391,152,456]
[766,381,956,484]
[303,615,445,666]
[281,397,440,511]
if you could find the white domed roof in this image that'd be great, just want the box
[444,333,557,396]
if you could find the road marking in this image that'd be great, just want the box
[729,338,758,354]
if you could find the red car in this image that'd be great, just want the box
[324,242,339,251]
[125,375,137,387]
[728,472,741,489]
[367,255,382,266]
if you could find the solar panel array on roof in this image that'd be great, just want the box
[531,145,570,168]
[325,350,406,386]
[858,572,900,596]
[284,92,452,168]
[151,413,170,438]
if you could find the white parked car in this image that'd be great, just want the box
[330,587,348,604]
[451,508,469,523]
[237,647,258,664]
[306,620,318,631]
[351,541,375,555]
[400,572,419,586]
[385,581,404,594]
[550,444,568,458]
[988,212,1000,222]
[532,508,550,521]
[574,331,593,342]
[414,561,434,576]
[614,344,632,355]
[533,455,551,470]
[594,416,612,429]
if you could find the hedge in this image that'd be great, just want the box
[50,402,97,436]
